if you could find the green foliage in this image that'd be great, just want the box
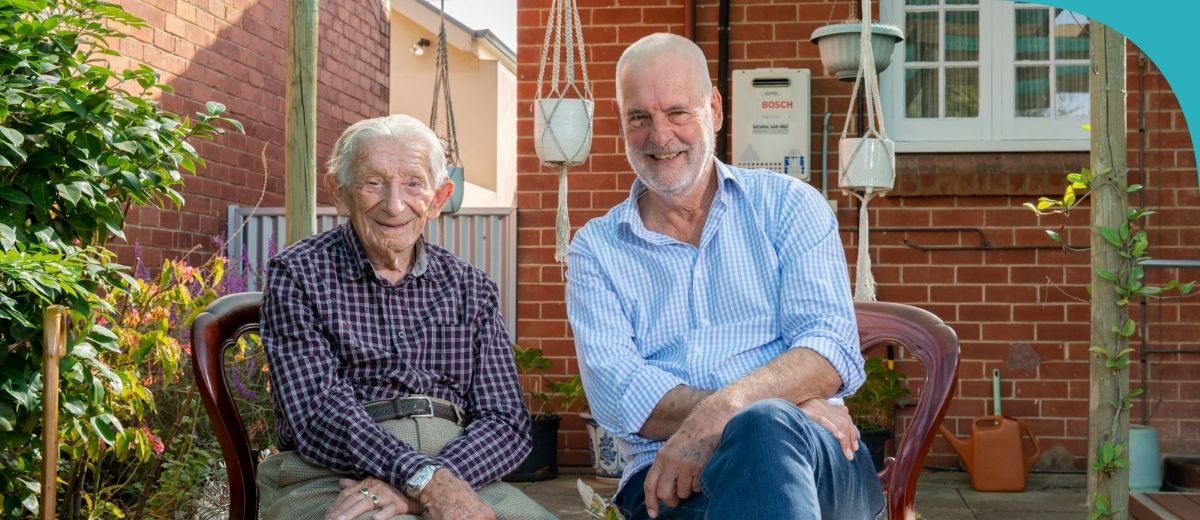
[0,0,240,516]
[1025,167,1193,519]
[846,357,910,432]
[1090,439,1129,474]
[512,344,584,418]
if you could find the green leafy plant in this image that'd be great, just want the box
[846,357,910,432]
[512,344,584,418]
[1025,167,1193,520]
[0,0,240,516]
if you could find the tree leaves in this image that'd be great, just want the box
[0,0,241,515]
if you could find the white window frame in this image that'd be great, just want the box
[880,0,1090,153]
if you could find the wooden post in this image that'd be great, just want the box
[1088,21,1129,519]
[40,305,68,520]
[285,0,318,245]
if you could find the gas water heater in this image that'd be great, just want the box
[732,68,812,181]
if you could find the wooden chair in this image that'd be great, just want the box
[191,291,263,520]
[856,300,961,520]
[192,294,958,520]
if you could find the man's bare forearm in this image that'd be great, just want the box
[638,386,712,440]
[638,348,843,440]
[713,348,842,412]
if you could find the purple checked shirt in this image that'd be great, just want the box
[261,224,530,489]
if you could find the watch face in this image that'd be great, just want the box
[406,465,438,498]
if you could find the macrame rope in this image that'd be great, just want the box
[555,165,570,262]
[430,0,460,167]
[535,0,594,263]
[840,0,891,302]
[851,188,878,301]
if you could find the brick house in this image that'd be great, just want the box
[109,0,390,268]
[109,0,1197,473]
[513,1,1200,469]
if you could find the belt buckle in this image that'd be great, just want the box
[408,397,436,419]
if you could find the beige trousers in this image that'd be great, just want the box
[256,415,556,520]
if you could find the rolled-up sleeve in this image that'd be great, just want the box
[774,183,864,396]
[566,236,685,439]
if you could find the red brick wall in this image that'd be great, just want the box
[516,1,1200,470]
[108,0,390,267]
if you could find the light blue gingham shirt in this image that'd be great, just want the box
[565,160,865,491]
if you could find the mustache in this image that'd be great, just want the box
[641,143,688,156]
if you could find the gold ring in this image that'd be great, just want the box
[370,494,380,505]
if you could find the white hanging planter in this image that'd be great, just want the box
[444,165,465,213]
[810,22,904,81]
[838,137,895,193]
[534,98,594,166]
[534,0,593,262]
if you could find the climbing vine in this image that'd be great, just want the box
[1025,167,1193,519]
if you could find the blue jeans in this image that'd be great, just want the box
[614,399,886,520]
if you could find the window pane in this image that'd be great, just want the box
[906,68,939,118]
[1015,8,1049,61]
[906,11,939,62]
[1056,65,1089,117]
[946,0,978,4]
[945,67,979,117]
[945,11,978,61]
[1055,10,1089,60]
[906,0,938,5]
[1016,66,1050,117]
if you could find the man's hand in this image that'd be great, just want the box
[642,398,732,518]
[327,476,420,520]
[419,468,496,520]
[798,397,859,460]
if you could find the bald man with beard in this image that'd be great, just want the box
[566,33,887,519]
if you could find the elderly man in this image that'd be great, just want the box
[258,114,554,520]
[566,34,886,519]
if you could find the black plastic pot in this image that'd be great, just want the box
[861,428,893,472]
[502,415,560,482]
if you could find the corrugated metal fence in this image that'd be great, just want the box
[226,205,518,335]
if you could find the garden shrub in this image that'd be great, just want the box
[0,0,240,516]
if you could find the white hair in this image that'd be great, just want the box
[615,33,712,105]
[327,114,448,189]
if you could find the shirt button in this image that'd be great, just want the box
[700,318,710,327]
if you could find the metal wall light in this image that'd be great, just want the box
[411,37,431,56]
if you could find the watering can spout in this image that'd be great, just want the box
[938,424,974,474]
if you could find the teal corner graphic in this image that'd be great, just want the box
[1036,0,1200,187]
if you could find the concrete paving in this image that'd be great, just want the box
[515,468,1088,519]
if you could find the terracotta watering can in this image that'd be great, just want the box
[939,369,1041,491]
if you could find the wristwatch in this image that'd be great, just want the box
[404,464,441,499]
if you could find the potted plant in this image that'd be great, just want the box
[504,345,584,482]
[846,357,911,471]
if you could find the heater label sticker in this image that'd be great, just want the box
[752,123,788,135]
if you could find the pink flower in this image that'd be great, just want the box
[141,425,165,455]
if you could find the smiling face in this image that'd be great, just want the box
[337,135,453,272]
[616,48,722,198]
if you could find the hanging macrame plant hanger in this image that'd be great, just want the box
[430,0,465,214]
[534,0,594,262]
[838,0,897,302]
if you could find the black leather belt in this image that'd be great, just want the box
[363,397,467,427]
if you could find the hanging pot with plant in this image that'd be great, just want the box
[533,0,594,262]
[810,22,903,81]
[829,0,899,303]
[429,0,465,214]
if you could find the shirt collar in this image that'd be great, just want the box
[336,223,430,281]
[617,158,745,238]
